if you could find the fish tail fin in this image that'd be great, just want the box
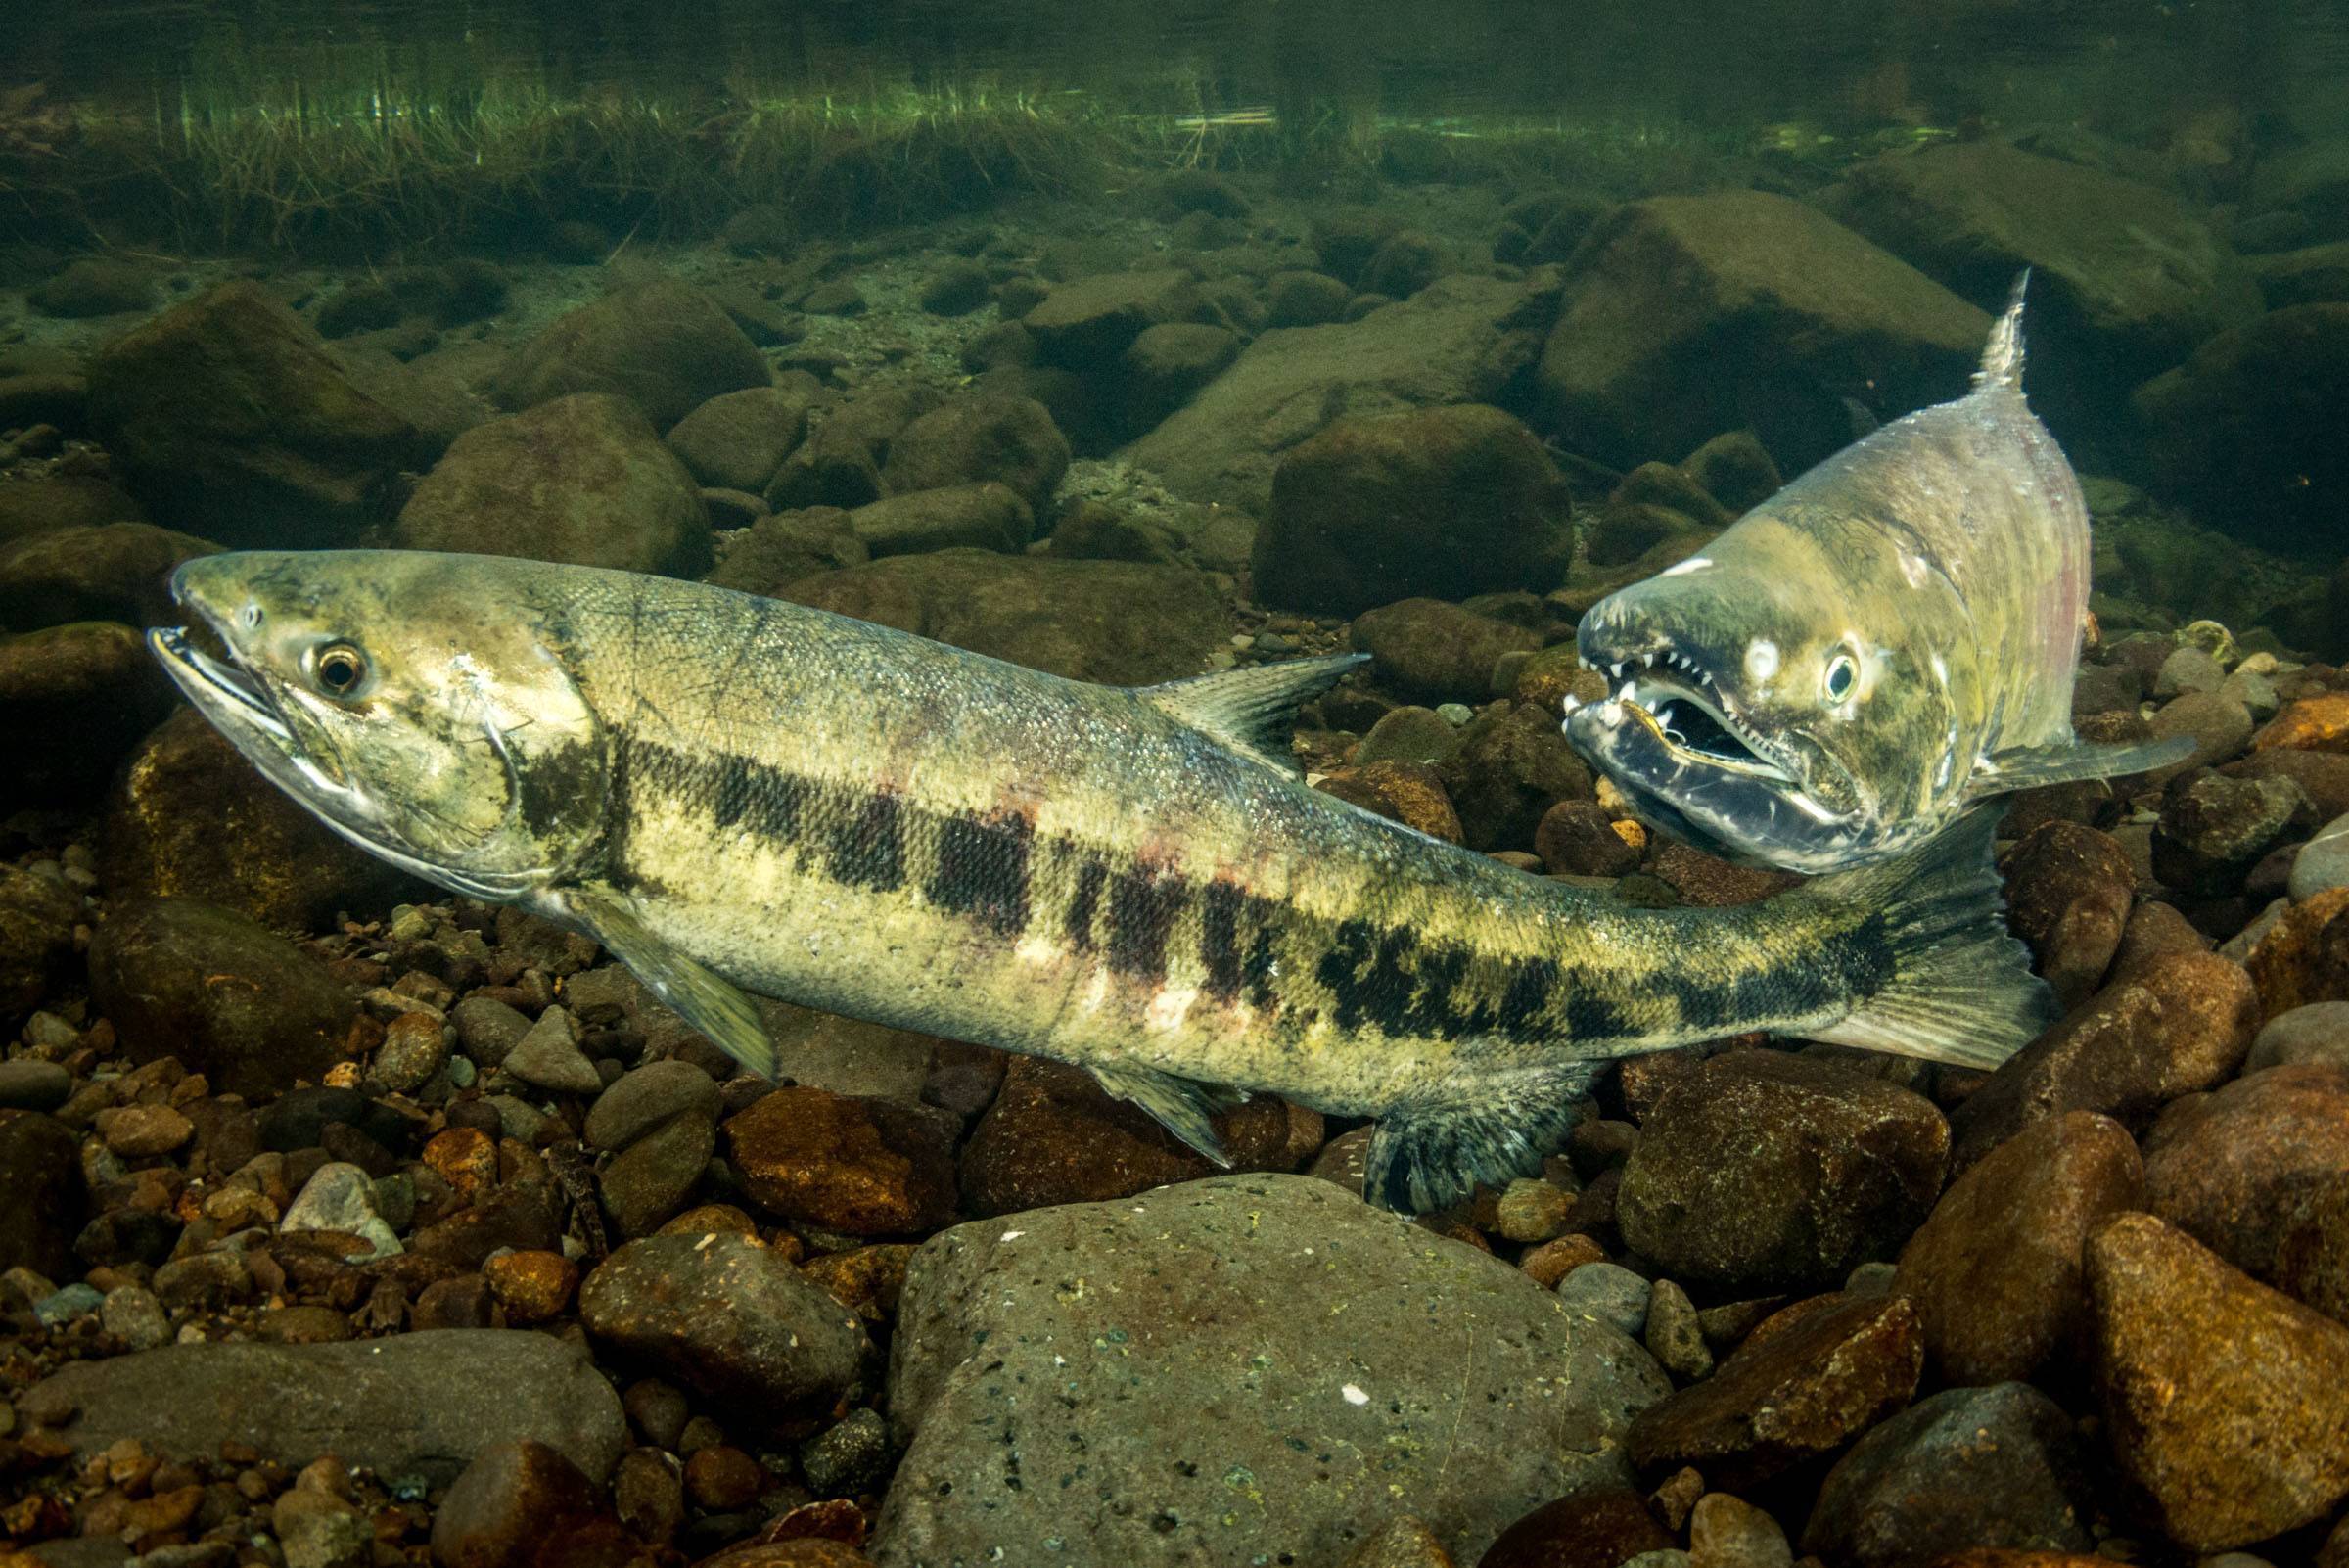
[1806,807,2056,1071]
[1972,268,2031,393]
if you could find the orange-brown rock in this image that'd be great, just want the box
[1950,952,2259,1168]
[2278,1171,2349,1321]
[483,1249,579,1324]
[724,1086,958,1235]
[658,1202,764,1242]
[1998,822,2136,1007]
[2253,691,2349,754]
[1896,1110,2142,1385]
[2086,1212,2349,1550]
[423,1126,500,1200]
[1338,1514,1456,1568]
[1475,1487,1672,1568]
[1314,760,1464,843]
[801,1244,916,1328]
[2142,1064,2349,1279]
[2245,886,2349,1018]
[1625,1293,1923,1491]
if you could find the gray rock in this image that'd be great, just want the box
[394,392,711,576]
[29,256,155,318]
[20,1330,626,1488]
[1556,1261,1653,1337]
[87,281,421,547]
[2247,1001,2349,1075]
[597,1111,715,1238]
[0,521,220,632]
[800,1407,893,1499]
[449,995,532,1069]
[874,1174,1667,1568]
[586,1060,722,1151]
[2154,645,2226,699]
[502,1006,603,1095]
[1645,1278,1714,1382]
[1689,1493,1793,1568]
[1022,269,1200,371]
[281,1161,401,1259]
[1351,598,1543,705]
[577,1233,870,1409]
[494,277,770,431]
[100,1284,171,1351]
[2145,691,2255,783]
[1803,1382,2096,1565]
[87,897,356,1099]
[0,1060,71,1112]
[2291,812,2349,902]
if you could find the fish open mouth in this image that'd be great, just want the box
[1564,646,1794,783]
[148,626,292,743]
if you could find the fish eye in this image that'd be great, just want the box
[1823,652,1858,703]
[311,642,370,698]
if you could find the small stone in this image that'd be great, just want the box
[1556,1261,1651,1337]
[2155,645,2226,699]
[101,1284,171,1350]
[94,1103,193,1158]
[0,1060,72,1112]
[2248,1001,2349,1074]
[1519,1234,1607,1289]
[450,996,532,1068]
[2293,812,2349,902]
[1495,1177,1575,1243]
[1627,1293,1924,1492]
[1644,1279,1713,1381]
[1338,1514,1456,1568]
[799,1407,892,1499]
[685,1443,769,1509]
[586,1059,723,1151]
[484,1249,579,1324]
[920,260,993,317]
[1999,822,2137,1007]
[32,1281,101,1326]
[614,1446,684,1545]
[1478,1487,1674,1568]
[502,1005,603,1094]
[2246,886,2349,1016]
[598,1109,716,1238]
[423,1126,500,1199]
[2088,1212,2349,1550]
[370,1010,450,1094]
[430,1438,607,1568]
[1535,800,1643,878]
[274,1485,373,1568]
[726,1085,958,1235]
[1687,1492,1792,1568]
[281,1161,401,1260]
[2277,1172,2349,1320]
[2142,1063,2349,1278]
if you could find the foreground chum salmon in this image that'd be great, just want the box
[1567,277,2191,876]
[151,548,2054,1213]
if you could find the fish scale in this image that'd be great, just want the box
[154,548,2055,1213]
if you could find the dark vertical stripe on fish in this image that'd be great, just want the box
[1108,862,1185,983]
[1200,880,1246,1002]
[1065,858,1107,953]
[928,811,1034,938]
[830,791,906,891]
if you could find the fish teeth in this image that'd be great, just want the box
[1617,680,1635,704]
[1610,662,1627,679]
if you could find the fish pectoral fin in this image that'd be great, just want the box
[1141,654,1369,775]
[1804,806,2057,1071]
[1975,735,2197,793]
[560,887,781,1081]
[1362,1066,1604,1217]
[1089,1064,1246,1166]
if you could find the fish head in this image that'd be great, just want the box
[149,550,608,901]
[1565,540,1966,872]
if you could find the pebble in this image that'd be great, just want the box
[2247,1000,2349,1073]
[2087,1212,2349,1551]
[483,1249,580,1324]
[2245,887,2349,1016]
[430,1438,610,1568]
[1687,1492,1793,1568]
[1645,1278,1714,1381]
[94,1102,194,1157]
[2154,645,2226,698]
[1494,1176,1575,1243]
[585,1058,721,1150]
[33,1280,103,1325]
[1556,1261,1652,1337]
[2278,1173,2349,1320]
[1627,1293,1923,1492]
[369,1009,449,1093]
[502,1004,604,1094]
[1478,1487,1676,1568]
[726,1084,959,1234]
[280,1161,403,1259]
[0,1059,72,1111]
[101,1284,172,1350]
[800,1407,892,1499]
[598,1108,717,1237]
[685,1443,769,1509]
[613,1447,685,1545]
[449,994,533,1068]
[2292,812,2349,901]
[1997,823,2140,1004]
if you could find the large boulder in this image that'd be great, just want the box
[1539,190,1988,474]
[1020,268,1202,371]
[86,281,422,546]
[493,277,770,430]
[874,1175,1667,1567]
[0,621,179,808]
[1822,141,2261,376]
[0,474,147,547]
[0,521,219,631]
[2131,302,2349,554]
[1125,274,1536,516]
[394,392,711,574]
[878,392,1071,514]
[20,1331,626,1490]
[1256,404,1572,616]
[779,549,1227,685]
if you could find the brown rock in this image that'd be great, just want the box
[482,1249,579,1325]
[724,1086,958,1235]
[684,1444,768,1510]
[2245,885,2349,1017]
[801,1244,916,1329]
[1950,952,2259,1168]
[1998,822,2136,1008]
[692,1542,877,1568]
[1533,800,1640,878]
[1341,1514,1456,1568]
[959,1056,1317,1217]
[1475,1487,1672,1568]
[1895,1111,2142,1385]
[1626,1293,1924,1492]
[2105,899,2211,985]
[2254,692,2349,754]
[2142,1063,2349,1278]
[1519,1234,1608,1289]
[1619,1048,1949,1293]
[430,1438,608,1568]
[2277,1171,2349,1321]
[1644,842,1800,907]
[1351,598,1544,706]
[1314,761,1465,842]
[2087,1211,2349,1549]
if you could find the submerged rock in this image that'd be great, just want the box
[0,620,178,808]
[0,520,219,631]
[87,280,422,546]
[875,1174,1666,1567]
[494,276,770,431]
[2141,1063,2349,1280]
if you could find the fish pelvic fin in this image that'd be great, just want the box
[1972,268,2032,393]
[1363,1063,1606,1216]
[1976,733,2197,793]
[559,885,781,1079]
[1090,1063,1246,1166]
[1805,806,2057,1071]
[1142,653,1368,775]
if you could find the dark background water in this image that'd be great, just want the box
[12,0,2349,142]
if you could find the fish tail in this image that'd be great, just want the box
[1804,806,2055,1070]
[1972,268,2031,392]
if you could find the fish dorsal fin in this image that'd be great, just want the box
[1972,269,2031,392]
[1975,733,2196,793]
[1143,653,1368,775]
[1090,1064,1246,1166]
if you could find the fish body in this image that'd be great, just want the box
[151,549,2053,1212]
[1567,280,2188,875]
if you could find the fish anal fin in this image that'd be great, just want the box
[1090,1064,1246,1166]
[1362,1066,1604,1216]
[1803,807,2057,1071]
[1977,734,2196,793]
[560,887,781,1080]
[1143,654,1368,775]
